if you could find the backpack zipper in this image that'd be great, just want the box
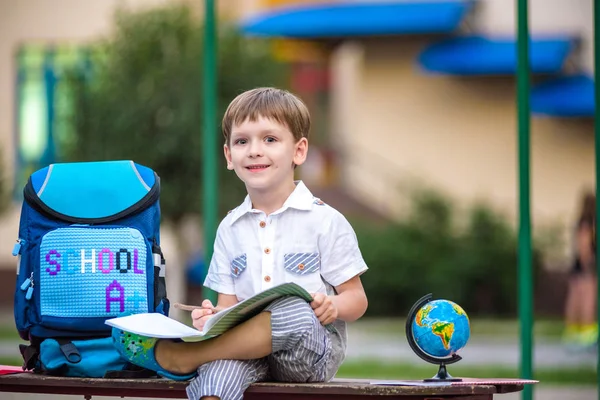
[12,238,25,256]
[13,238,26,275]
[20,272,34,301]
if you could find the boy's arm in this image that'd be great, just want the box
[331,275,368,322]
[314,209,369,324]
[216,293,239,310]
[311,276,367,324]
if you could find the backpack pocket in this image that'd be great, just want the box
[39,336,129,378]
[21,225,154,338]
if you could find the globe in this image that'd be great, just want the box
[405,294,471,381]
[412,299,470,358]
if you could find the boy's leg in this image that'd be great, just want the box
[156,311,273,375]
[186,358,269,400]
[265,296,336,382]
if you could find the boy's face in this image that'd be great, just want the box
[224,115,308,193]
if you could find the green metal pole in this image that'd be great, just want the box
[516,1,533,400]
[594,0,600,397]
[203,0,218,304]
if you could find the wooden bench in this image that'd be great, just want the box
[0,373,526,399]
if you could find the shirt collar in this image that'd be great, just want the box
[229,181,314,225]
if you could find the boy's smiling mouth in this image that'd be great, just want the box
[246,164,270,172]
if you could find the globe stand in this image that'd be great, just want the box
[406,294,463,382]
[424,363,462,382]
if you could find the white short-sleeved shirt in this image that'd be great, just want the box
[203,181,368,302]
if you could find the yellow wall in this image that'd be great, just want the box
[325,0,598,268]
[330,37,594,268]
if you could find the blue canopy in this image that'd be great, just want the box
[241,1,472,38]
[531,75,594,117]
[418,36,574,75]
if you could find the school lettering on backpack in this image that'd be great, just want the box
[13,160,169,377]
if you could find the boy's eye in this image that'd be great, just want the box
[265,137,277,143]
[234,139,247,145]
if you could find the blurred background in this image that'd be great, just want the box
[0,0,598,399]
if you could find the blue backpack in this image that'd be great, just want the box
[13,160,169,377]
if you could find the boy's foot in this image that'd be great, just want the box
[112,328,197,381]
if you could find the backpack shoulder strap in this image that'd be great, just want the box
[18,344,39,371]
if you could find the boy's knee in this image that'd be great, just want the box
[294,305,318,334]
[268,297,320,352]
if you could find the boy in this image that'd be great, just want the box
[114,87,368,400]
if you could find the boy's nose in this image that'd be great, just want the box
[248,142,263,158]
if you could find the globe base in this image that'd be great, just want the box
[423,363,463,382]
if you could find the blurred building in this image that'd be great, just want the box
[0,0,596,289]
[241,0,597,269]
[0,0,333,308]
[0,0,170,304]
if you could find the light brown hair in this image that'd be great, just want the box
[222,87,311,145]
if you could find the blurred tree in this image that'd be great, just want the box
[61,4,289,222]
[355,188,544,317]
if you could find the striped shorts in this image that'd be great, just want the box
[186,296,345,400]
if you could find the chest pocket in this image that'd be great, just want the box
[231,254,247,278]
[284,252,320,275]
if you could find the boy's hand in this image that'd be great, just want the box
[310,293,338,325]
[191,299,217,331]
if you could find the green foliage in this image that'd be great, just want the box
[355,189,542,317]
[61,4,289,221]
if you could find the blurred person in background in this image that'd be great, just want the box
[563,191,597,349]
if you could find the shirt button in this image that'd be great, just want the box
[259,221,266,228]
[264,275,271,282]
[298,263,305,271]
[264,248,271,254]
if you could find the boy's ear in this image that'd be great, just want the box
[293,138,308,167]
[223,144,234,170]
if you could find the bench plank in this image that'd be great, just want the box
[0,374,524,399]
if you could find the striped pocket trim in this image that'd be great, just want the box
[231,254,247,278]
[283,252,320,275]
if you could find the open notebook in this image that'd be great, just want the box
[106,282,313,342]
